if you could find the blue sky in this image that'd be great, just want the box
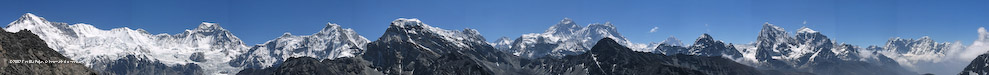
[1,0,987,46]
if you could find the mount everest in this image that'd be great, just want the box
[492,18,652,59]
[5,13,989,75]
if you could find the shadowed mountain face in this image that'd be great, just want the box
[235,57,382,75]
[525,38,769,75]
[241,38,808,75]
[0,28,97,74]
[235,19,814,75]
[961,54,989,75]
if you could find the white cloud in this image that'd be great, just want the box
[958,27,989,61]
[649,27,659,33]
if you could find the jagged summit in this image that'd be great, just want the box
[495,37,511,42]
[280,32,293,37]
[390,18,426,28]
[229,21,370,70]
[3,13,252,74]
[761,22,785,33]
[757,22,789,44]
[197,22,221,29]
[560,18,574,24]
[9,13,48,26]
[797,27,818,33]
[490,36,514,51]
[591,37,623,52]
[661,36,684,46]
[315,23,348,36]
[686,33,742,58]
[755,22,791,60]
[380,18,487,50]
[698,33,713,40]
[546,18,581,35]
[492,36,512,44]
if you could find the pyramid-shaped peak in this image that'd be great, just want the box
[197,22,222,29]
[661,35,684,46]
[546,18,582,34]
[325,23,341,29]
[318,23,343,33]
[21,13,43,20]
[699,33,713,39]
[695,33,717,43]
[9,13,49,25]
[281,32,293,37]
[762,22,783,31]
[560,18,574,24]
[797,27,818,33]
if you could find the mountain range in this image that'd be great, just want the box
[5,13,989,75]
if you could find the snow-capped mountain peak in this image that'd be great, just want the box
[3,13,256,74]
[660,36,684,46]
[9,13,48,26]
[315,23,343,35]
[506,18,651,58]
[757,22,789,45]
[797,27,818,34]
[390,18,424,28]
[196,22,221,30]
[380,18,488,51]
[698,33,713,40]
[546,18,581,35]
[494,37,512,44]
[230,21,369,69]
[280,32,293,37]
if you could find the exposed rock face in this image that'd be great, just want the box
[750,23,916,75]
[5,13,240,74]
[237,19,793,75]
[686,33,743,58]
[0,28,97,74]
[960,54,989,75]
[230,23,370,69]
[99,55,203,75]
[526,38,765,75]
[235,57,381,75]
[360,18,523,75]
[506,18,643,59]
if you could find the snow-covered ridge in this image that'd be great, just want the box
[387,18,486,44]
[378,18,490,50]
[490,36,513,50]
[505,18,649,58]
[231,23,370,69]
[5,13,249,74]
[660,36,684,46]
[796,27,818,34]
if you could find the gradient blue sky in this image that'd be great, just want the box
[2,0,987,46]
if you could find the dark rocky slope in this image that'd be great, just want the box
[236,57,381,75]
[0,28,98,74]
[524,38,768,75]
[961,54,989,75]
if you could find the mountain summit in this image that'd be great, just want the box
[505,18,644,58]
[230,22,370,69]
[4,13,248,74]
